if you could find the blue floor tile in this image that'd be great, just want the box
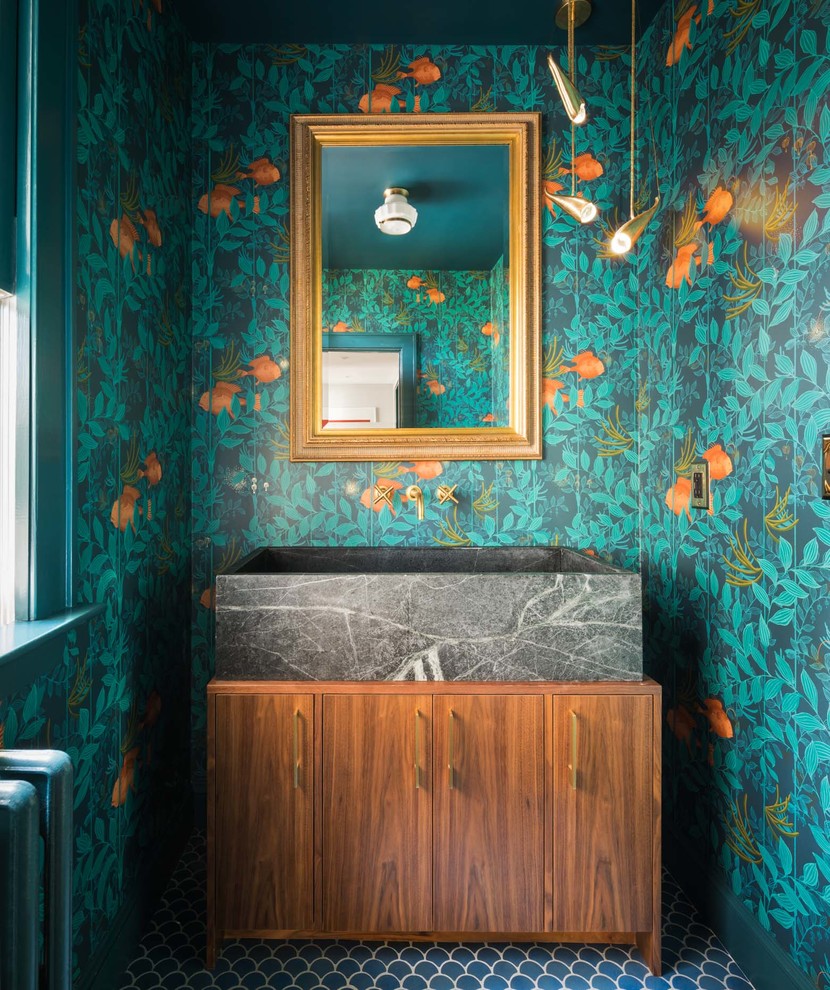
[119,833,757,990]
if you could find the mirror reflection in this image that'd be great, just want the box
[321,144,510,430]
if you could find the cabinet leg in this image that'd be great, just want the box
[636,929,661,976]
[205,930,217,970]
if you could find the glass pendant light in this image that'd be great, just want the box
[546,0,598,225]
[610,0,659,255]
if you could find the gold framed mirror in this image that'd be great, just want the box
[290,113,541,461]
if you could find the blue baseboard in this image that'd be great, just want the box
[667,830,814,990]
[77,796,193,990]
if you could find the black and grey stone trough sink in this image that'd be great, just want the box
[214,547,643,682]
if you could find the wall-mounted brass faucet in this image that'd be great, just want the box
[405,485,424,520]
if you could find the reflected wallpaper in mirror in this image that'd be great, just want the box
[321,144,510,430]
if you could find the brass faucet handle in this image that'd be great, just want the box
[373,483,395,509]
[436,484,459,505]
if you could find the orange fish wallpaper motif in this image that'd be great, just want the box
[641,0,830,983]
[0,0,195,979]
[1,10,827,988]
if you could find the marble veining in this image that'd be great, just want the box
[214,549,643,682]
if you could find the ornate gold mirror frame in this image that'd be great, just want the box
[290,112,541,462]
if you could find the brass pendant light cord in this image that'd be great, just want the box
[569,0,576,197]
[629,0,636,220]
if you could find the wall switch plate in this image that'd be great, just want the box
[823,436,830,500]
[690,461,710,510]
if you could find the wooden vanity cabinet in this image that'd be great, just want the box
[207,680,661,974]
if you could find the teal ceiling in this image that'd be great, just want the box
[322,145,509,272]
[176,0,665,45]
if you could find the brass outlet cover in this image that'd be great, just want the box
[690,461,710,511]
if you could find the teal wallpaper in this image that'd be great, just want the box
[0,1,826,985]
[0,0,192,981]
[190,42,640,787]
[322,265,507,427]
[638,0,830,982]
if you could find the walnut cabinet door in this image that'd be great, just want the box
[214,693,314,934]
[321,693,433,933]
[552,694,653,933]
[433,694,545,932]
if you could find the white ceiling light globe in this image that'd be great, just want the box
[375,187,418,236]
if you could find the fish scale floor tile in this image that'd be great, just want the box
[119,833,756,990]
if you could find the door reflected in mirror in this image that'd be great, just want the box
[322,332,417,430]
[322,144,510,430]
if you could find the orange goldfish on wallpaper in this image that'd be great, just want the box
[481,413,496,422]
[667,705,697,753]
[481,322,500,346]
[198,381,261,418]
[542,377,570,412]
[140,690,162,730]
[666,243,699,289]
[666,241,716,290]
[136,208,162,247]
[134,0,162,30]
[703,443,733,479]
[397,56,441,86]
[407,275,424,289]
[560,153,604,181]
[407,461,443,480]
[241,355,282,383]
[197,184,247,219]
[359,84,404,113]
[560,351,605,379]
[360,477,404,514]
[698,698,733,738]
[665,476,692,520]
[200,586,216,610]
[696,186,733,229]
[425,287,445,305]
[666,5,701,66]
[426,379,446,395]
[543,179,565,217]
[138,451,162,486]
[328,321,352,333]
[110,215,142,272]
[238,157,281,187]
[111,747,140,808]
[110,485,142,533]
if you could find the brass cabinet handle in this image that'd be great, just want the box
[568,710,577,790]
[293,709,300,789]
[414,708,421,790]
[448,709,455,789]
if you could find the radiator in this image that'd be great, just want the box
[0,751,73,990]
[0,779,39,990]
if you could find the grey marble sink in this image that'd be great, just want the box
[214,547,643,682]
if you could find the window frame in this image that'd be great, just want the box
[0,0,15,296]
[15,0,77,621]
[0,0,99,693]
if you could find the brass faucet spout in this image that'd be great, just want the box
[405,485,425,521]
